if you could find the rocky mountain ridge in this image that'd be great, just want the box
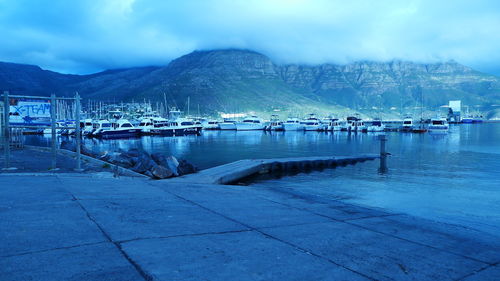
[1,49,499,117]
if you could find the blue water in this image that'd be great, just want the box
[25,123,500,236]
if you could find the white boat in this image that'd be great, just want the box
[345,116,357,131]
[331,119,345,131]
[202,120,220,130]
[82,119,94,136]
[235,116,265,131]
[63,120,76,135]
[283,117,304,131]
[163,118,203,136]
[266,114,284,131]
[349,118,367,132]
[367,119,386,132]
[322,118,342,131]
[428,118,449,132]
[91,120,113,137]
[138,117,169,134]
[301,114,323,131]
[94,119,141,139]
[219,119,237,130]
[43,121,66,135]
[137,118,154,134]
[401,117,414,132]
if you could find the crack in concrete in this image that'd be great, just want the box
[0,241,108,259]
[117,229,253,244]
[257,191,494,266]
[455,262,499,281]
[153,184,377,281]
[57,177,153,281]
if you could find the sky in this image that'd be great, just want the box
[1,0,500,75]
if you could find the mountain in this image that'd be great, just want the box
[1,49,499,117]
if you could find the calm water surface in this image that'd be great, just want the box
[26,123,500,236]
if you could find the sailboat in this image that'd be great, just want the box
[412,90,427,133]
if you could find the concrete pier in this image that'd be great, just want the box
[1,171,499,280]
[172,154,379,184]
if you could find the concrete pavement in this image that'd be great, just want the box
[1,173,499,280]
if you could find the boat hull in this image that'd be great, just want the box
[235,123,264,130]
[219,123,236,130]
[95,129,141,139]
[303,125,323,131]
[283,123,304,131]
[428,125,449,132]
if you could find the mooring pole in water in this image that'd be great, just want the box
[379,135,388,173]
[74,92,83,171]
[50,94,58,171]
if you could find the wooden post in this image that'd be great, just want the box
[2,91,11,170]
[75,92,82,171]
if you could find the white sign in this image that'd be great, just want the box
[9,98,51,125]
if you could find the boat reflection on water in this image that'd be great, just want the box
[22,123,491,172]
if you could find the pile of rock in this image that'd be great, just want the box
[100,149,196,179]
[60,141,196,179]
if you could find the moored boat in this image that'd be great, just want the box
[82,119,94,136]
[366,119,385,132]
[90,120,113,137]
[302,114,323,131]
[202,120,220,130]
[219,119,237,130]
[348,118,366,132]
[266,115,284,131]
[401,117,414,132]
[94,119,141,139]
[161,118,203,136]
[283,117,304,131]
[235,116,265,131]
[428,117,449,133]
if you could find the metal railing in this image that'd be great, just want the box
[2,91,82,171]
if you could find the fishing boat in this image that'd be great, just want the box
[301,114,323,131]
[138,117,169,135]
[163,118,203,136]
[266,115,284,131]
[322,117,342,132]
[218,119,237,130]
[348,118,366,132]
[401,117,414,132]
[331,119,346,131]
[137,118,154,134]
[472,116,484,123]
[235,116,265,131]
[93,119,141,139]
[321,117,335,131]
[345,116,357,131]
[90,120,112,137]
[283,117,304,131]
[428,117,449,133]
[366,119,385,132]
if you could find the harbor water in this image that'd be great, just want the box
[25,123,500,236]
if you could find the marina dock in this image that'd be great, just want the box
[172,155,379,184]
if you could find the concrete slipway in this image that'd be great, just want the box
[1,164,499,280]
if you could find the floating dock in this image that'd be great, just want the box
[172,154,379,184]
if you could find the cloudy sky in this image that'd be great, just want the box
[1,0,500,74]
